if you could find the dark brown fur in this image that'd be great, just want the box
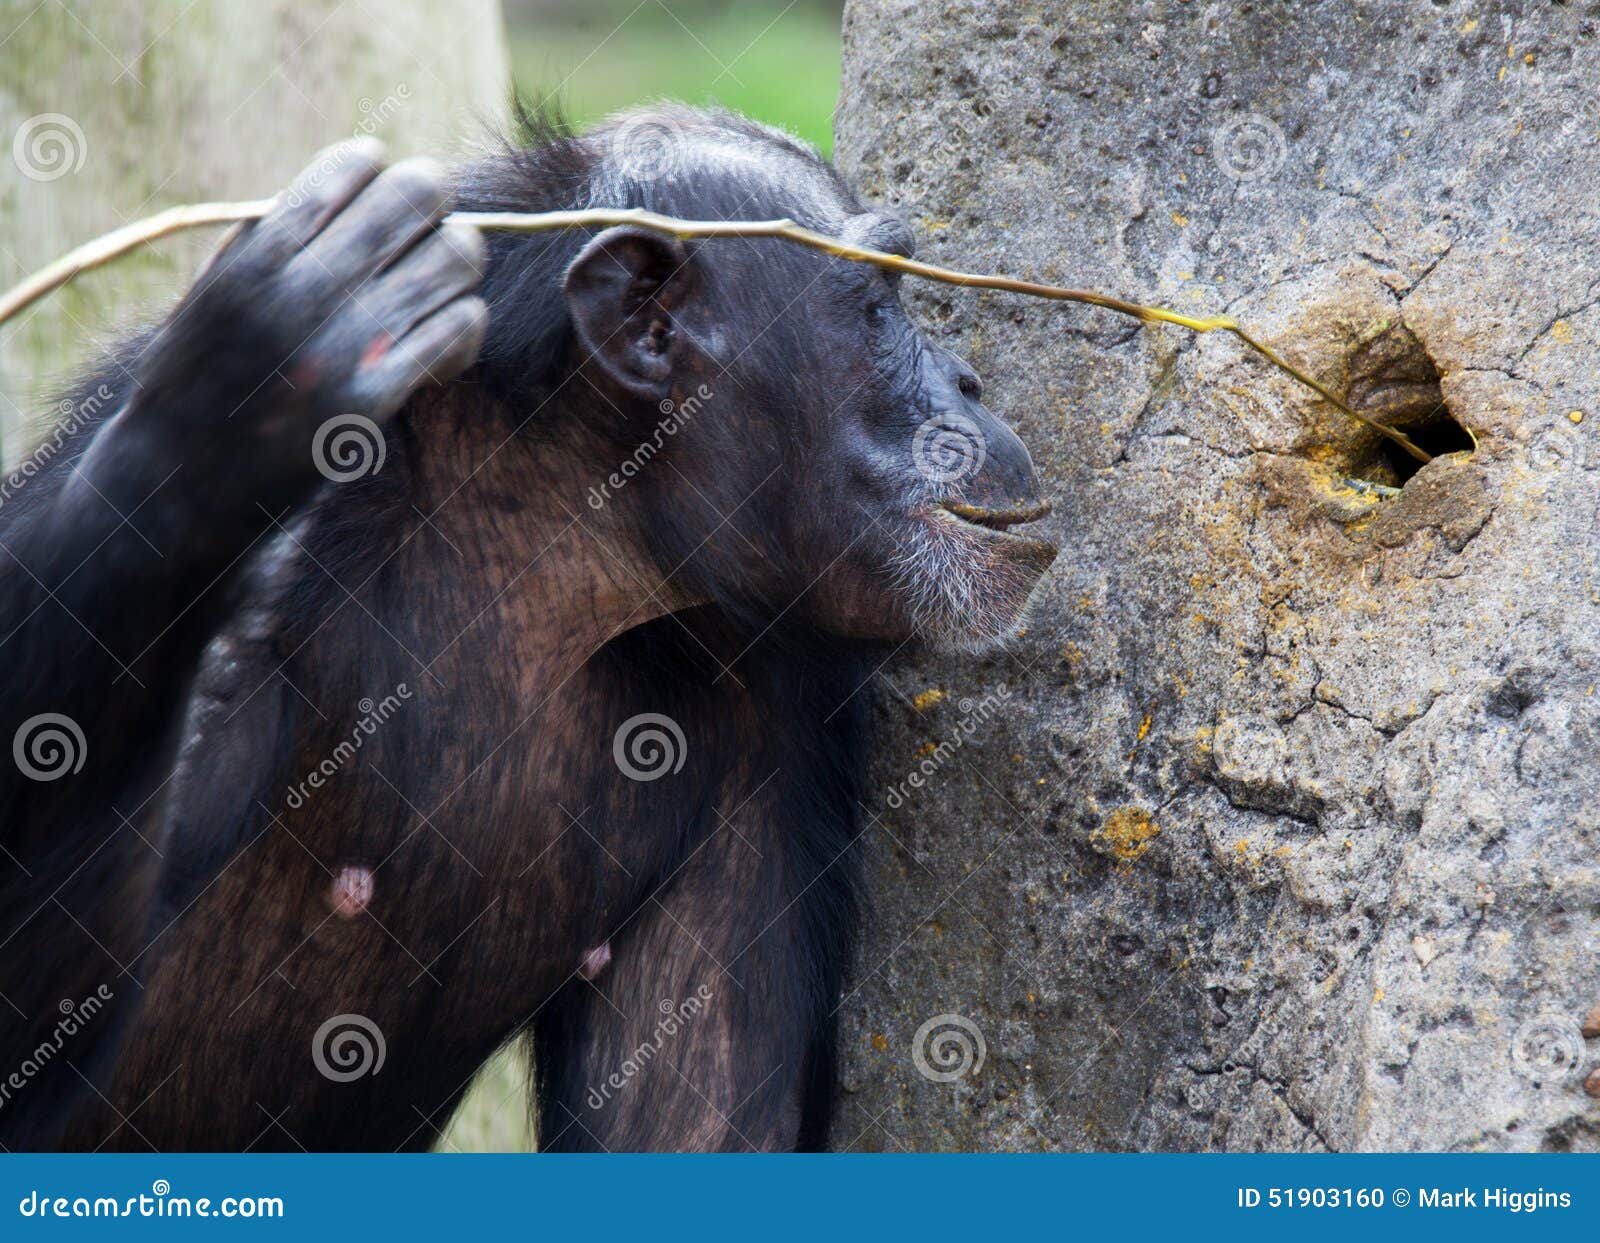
[61,391,863,1150]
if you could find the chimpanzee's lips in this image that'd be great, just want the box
[939,499,1052,532]
[934,500,1058,569]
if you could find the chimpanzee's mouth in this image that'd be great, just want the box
[938,499,1052,533]
[931,500,1058,571]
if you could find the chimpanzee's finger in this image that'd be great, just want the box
[247,138,388,266]
[292,157,453,288]
[347,222,485,345]
[356,295,488,418]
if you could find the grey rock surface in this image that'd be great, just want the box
[832,0,1600,1151]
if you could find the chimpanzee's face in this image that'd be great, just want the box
[562,124,1055,649]
[764,210,1057,649]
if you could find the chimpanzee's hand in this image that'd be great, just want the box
[120,137,487,527]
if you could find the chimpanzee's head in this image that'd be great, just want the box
[471,105,1056,650]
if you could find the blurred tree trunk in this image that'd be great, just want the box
[834,0,1600,1151]
[0,0,509,462]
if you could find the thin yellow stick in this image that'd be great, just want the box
[0,200,1431,463]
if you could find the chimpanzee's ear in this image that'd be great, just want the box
[563,226,698,397]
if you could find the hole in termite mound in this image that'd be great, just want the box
[1341,323,1474,487]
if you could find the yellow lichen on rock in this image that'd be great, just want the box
[1092,806,1162,863]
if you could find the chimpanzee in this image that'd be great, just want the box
[0,104,1054,1151]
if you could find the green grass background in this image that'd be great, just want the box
[507,0,843,153]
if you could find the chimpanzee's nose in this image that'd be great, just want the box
[959,406,1047,518]
[952,366,1046,516]
[921,347,1048,521]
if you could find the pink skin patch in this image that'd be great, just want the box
[578,942,612,980]
[329,865,375,919]
[359,331,395,369]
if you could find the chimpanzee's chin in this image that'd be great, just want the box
[880,507,1057,652]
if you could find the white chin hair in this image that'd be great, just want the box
[886,512,1047,652]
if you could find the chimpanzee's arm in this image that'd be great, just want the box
[0,139,486,1145]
